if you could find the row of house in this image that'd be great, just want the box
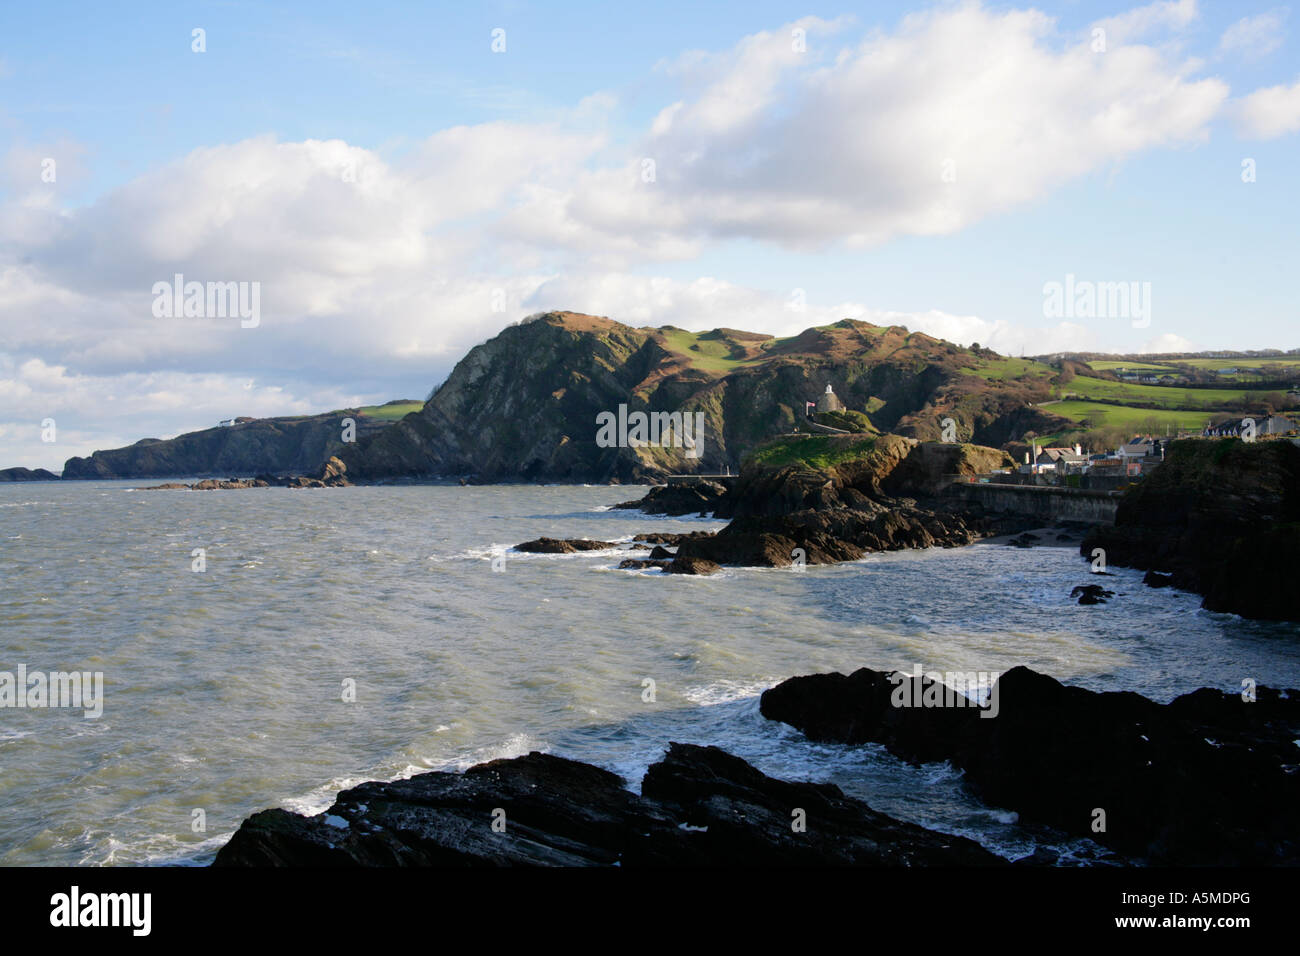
[1018,437,1166,480]
[1202,415,1294,438]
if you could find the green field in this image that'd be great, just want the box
[1087,360,1179,373]
[357,401,423,421]
[657,329,761,373]
[972,357,1055,381]
[1176,357,1300,371]
[747,435,880,469]
[1057,377,1266,409]
[1045,400,1214,431]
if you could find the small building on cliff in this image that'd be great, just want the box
[817,384,844,414]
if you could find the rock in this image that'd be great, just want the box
[318,455,351,486]
[1070,584,1115,605]
[144,477,270,491]
[213,743,1004,867]
[1142,570,1175,588]
[616,480,731,516]
[634,531,716,545]
[760,665,1300,865]
[514,537,617,554]
[617,558,672,571]
[664,555,721,576]
[1082,440,1300,621]
[673,505,981,570]
[1013,846,1060,866]
[648,545,675,559]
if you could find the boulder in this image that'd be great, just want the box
[760,665,1300,865]
[515,537,618,554]
[1070,583,1115,605]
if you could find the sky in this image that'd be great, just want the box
[1,0,1298,470]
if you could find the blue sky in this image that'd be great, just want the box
[1,0,1298,469]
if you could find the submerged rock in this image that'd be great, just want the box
[664,555,721,576]
[1142,570,1175,588]
[213,743,1004,867]
[760,665,1300,865]
[1070,583,1115,605]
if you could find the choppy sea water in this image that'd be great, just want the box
[2,480,1298,866]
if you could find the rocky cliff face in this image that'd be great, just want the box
[1082,439,1300,621]
[345,312,1046,482]
[60,412,392,480]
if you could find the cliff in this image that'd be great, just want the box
[1082,439,1300,621]
[60,409,398,480]
[0,467,60,481]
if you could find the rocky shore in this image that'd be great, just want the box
[214,664,1299,867]
[760,666,1300,865]
[141,457,353,491]
[610,436,1039,572]
[213,742,1003,866]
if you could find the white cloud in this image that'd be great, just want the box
[542,2,1227,250]
[1234,76,1300,138]
[1094,0,1199,45]
[1218,9,1287,59]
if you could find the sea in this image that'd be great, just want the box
[2,480,1298,866]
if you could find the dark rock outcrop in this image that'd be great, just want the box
[633,531,716,545]
[1070,584,1115,605]
[616,480,731,516]
[143,457,353,491]
[213,743,1004,866]
[664,555,721,575]
[760,666,1300,865]
[617,558,672,571]
[515,537,617,554]
[1082,439,1300,621]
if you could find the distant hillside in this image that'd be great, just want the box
[43,317,1297,485]
[343,311,1060,482]
[1018,350,1300,446]
[60,403,419,479]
